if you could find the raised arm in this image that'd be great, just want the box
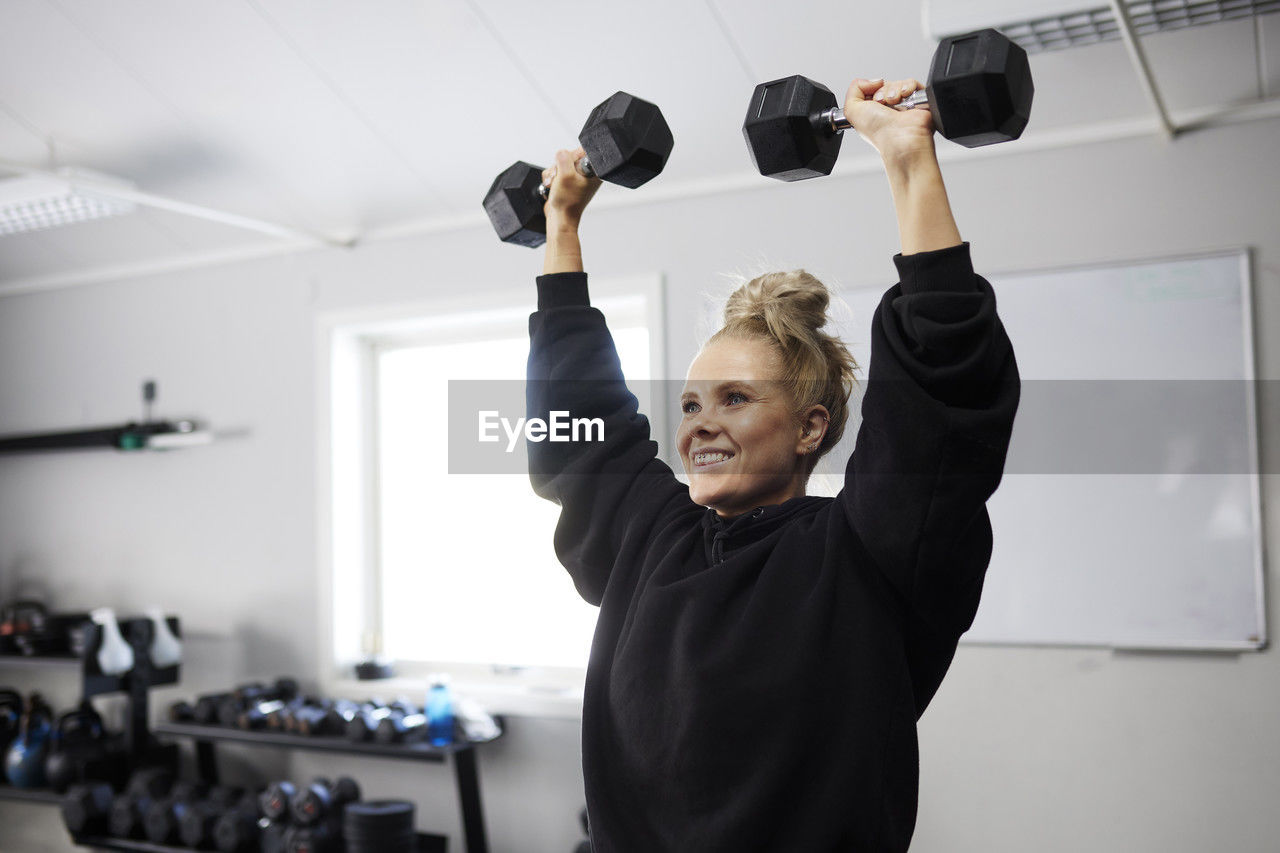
[541,147,599,275]
[838,78,1021,647]
[844,76,963,254]
[528,149,688,605]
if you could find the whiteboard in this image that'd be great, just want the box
[833,250,1264,651]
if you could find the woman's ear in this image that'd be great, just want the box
[796,405,831,453]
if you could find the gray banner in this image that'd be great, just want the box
[446,379,1273,475]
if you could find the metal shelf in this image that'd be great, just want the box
[0,652,80,668]
[153,722,456,762]
[71,832,448,852]
[0,786,62,805]
[155,722,490,853]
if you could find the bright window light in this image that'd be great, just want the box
[372,304,653,671]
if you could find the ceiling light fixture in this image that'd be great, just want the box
[924,0,1280,53]
[0,160,356,247]
[0,168,137,236]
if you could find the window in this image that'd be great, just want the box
[318,276,664,707]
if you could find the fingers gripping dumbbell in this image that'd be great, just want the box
[743,28,1034,181]
[483,91,674,247]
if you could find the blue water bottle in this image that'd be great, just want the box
[426,675,454,747]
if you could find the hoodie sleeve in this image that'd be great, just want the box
[527,272,690,606]
[839,243,1020,642]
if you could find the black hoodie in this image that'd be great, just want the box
[527,243,1019,852]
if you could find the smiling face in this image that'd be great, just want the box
[676,337,812,518]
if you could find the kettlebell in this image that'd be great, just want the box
[45,702,107,793]
[5,692,53,788]
[0,689,22,758]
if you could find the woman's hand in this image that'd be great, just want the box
[843,77,961,254]
[842,77,937,167]
[542,147,602,230]
[541,147,601,275]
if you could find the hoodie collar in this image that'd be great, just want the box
[700,496,827,564]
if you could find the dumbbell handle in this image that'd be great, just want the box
[820,90,930,133]
[536,157,597,200]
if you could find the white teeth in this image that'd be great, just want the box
[693,451,732,465]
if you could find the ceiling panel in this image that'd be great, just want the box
[1259,12,1279,97]
[0,1,185,160]
[246,0,567,221]
[44,0,450,231]
[1,1,1276,289]
[0,105,49,164]
[1013,42,1145,131]
[707,0,940,110]
[0,227,75,282]
[475,0,758,184]
[1140,16,1266,112]
[0,207,261,283]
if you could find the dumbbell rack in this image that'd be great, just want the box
[150,720,493,853]
[69,831,448,852]
[83,617,183,758]
[0,616,181,809]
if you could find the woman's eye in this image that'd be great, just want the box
[726,392,748,405]
[681,401,700,414]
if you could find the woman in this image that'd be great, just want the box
[527,76,1021,852]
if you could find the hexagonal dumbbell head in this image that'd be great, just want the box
[483,161,548,248]
[578,91,673,189]
[742,75,843,182]
[927,28,1033,148]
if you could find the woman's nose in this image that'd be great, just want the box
[689,413,720,437]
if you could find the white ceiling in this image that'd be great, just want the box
[1,0,1277,291]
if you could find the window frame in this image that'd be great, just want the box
[315,273,666,717]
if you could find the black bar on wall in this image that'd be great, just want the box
[0,421,185,454]
[0,425,126,451]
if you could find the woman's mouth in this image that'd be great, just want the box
[692,450,734,468]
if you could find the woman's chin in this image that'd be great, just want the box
[688,477,738,512]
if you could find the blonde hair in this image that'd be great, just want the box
[708,270,858,474]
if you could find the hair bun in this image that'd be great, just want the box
[723,270,830,343]
[712,269,858,471]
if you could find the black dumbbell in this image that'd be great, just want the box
[168,700,195,723]
[143,780,210,843]
[344,800,415,853]
[61,782,115,835]
[290,776,361,826]
[192,691,233,725]
[269,696,324,732]
[286,703,329,736]
[315,699,365,736]
[374,709,429,744]
[262,819,289,853]
[178,801,223,849]
[259,780,298,822]
[109,792,147,839]
[239,695,312,730]
[346,700,414,742]
[218,678,301,727]
[176,787,247,850]
[109,767,175,838]
[483,91,674,247]
[285,821,343,853]
[211,792,263,853]
[743,28,1034,181]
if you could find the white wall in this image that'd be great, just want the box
[1,117,1278,852]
